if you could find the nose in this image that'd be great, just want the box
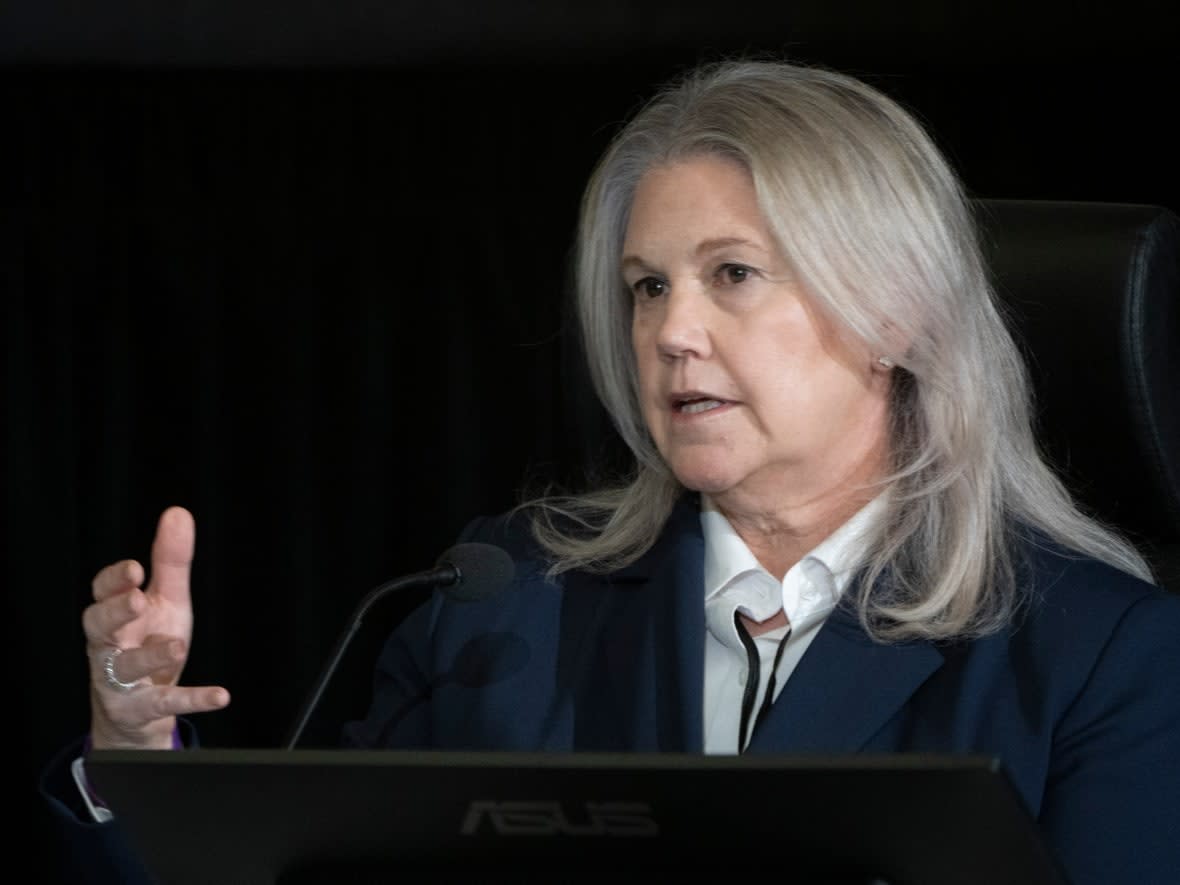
[653,288,712,361]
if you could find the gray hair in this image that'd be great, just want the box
[522,58,1153,641]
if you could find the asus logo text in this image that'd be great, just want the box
[461,800,659,836]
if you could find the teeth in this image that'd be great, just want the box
[679,399,724,414]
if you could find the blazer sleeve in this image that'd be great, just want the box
[38,722,200,885]
[1038,589,1180,885]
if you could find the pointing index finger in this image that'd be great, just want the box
[148,506,195,603]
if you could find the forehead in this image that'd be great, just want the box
[622,155,775,256]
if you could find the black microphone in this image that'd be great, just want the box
[283,542,515,749]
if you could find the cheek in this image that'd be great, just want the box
[631,352,664,436]
[752,345,869,429]
[631,312,653,359]
[632,322,659,388]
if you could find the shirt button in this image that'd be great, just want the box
[737,669,748,686]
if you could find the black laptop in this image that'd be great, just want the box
[86,748,1069,885]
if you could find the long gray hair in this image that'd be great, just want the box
[522,57,1153,642]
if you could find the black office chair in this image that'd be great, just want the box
[975,199,1180,593]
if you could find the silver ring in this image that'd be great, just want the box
[102,646,145,693]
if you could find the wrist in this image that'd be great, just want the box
[89,719,182,751]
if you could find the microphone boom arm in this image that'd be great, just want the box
[282,564,458,750]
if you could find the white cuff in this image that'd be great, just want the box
[70,755,114,823]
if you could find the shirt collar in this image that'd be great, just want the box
[701,493,886,622]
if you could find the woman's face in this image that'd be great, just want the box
[624,155,892,512]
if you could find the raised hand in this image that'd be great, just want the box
[84,506,230,750]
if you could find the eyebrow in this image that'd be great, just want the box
[695,236,764,256]
[620,237,767,273]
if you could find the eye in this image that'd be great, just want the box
[715,263,754,286]
[630,276,668,299]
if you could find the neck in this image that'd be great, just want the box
[708,454,886,580]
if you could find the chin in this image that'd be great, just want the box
[668,457,744,497]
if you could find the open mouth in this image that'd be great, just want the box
[674,397,729,415]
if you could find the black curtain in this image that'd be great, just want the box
[6,14,1176,882]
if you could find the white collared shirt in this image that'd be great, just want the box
[701,495,884,754]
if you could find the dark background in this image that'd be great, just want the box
[6,2,1177,880]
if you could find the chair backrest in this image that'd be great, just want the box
[974,199,1180,591]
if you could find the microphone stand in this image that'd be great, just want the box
[283,564,458,750]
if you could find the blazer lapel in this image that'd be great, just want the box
[746,603,945,753]
[559,496,944,755]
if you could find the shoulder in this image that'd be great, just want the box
[1014,531,1175,618]
[1007,531,1180,669]
[932,535,1180,758]
[452,506,558,585]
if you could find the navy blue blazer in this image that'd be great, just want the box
[42,496,1180,884]
[341,496,1180,885]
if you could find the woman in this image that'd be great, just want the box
[47,58,1180,884]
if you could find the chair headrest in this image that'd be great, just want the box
[975,199,1180,573]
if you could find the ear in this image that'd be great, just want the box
[871,312,913,374]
